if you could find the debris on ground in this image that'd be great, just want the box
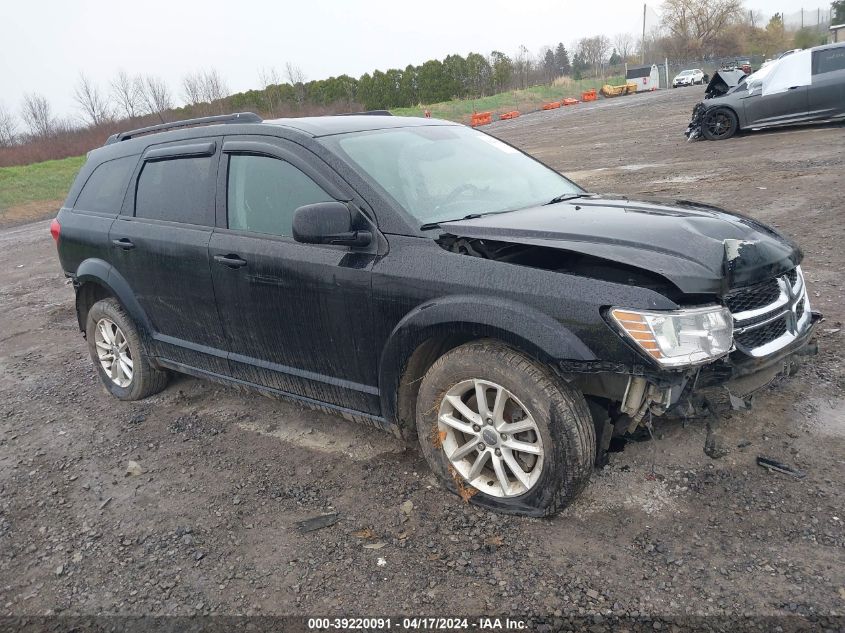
[125,460,144,477]
[757,456,807,479]
[295,513,340,533]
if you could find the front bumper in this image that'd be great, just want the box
[682,310,821,411]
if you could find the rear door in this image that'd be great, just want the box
[208,138,381,415]
[108,138,229,374]
[809,47,845,121]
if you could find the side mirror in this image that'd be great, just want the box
[292,202,372,247]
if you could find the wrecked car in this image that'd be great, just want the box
[53,111,819,517]
[687,42,845,141]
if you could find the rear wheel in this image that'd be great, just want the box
[85,298,169,400]
[415,340,595,517]
[702,107,739,141]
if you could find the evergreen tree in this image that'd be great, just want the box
[543,49,556,83]
[554,43,571,76]
[609,48,622,66]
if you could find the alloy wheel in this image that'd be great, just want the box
[94,318,133,388]
[437,379,544,497]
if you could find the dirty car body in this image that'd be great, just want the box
[54,112,819,515]
[687,42,845,140]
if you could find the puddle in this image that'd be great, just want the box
[651,174,707,184]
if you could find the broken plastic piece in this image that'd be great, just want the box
[756,456,806,479]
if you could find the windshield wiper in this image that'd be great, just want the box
[545,192,592,205]
[420,213,483,231]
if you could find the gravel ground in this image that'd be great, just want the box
[0,87,843,629]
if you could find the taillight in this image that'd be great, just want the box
[50,218,61,243]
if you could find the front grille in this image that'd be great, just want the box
[728,266,809,357]
[735,316,788,349]
[725,279,780,314]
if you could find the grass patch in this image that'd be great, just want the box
[0,155,85,222]
[391,77,625,122]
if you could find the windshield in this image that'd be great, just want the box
[327,125,582,226]
[679,70,694,76]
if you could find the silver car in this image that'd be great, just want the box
[687,42,845,141]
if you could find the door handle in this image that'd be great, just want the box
[213,254,248,269]
[112,238,135,250]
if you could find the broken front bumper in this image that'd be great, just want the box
[682,309,821,412]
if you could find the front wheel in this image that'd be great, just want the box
[702,107,739,141]
[415,340,595,517]
[85,298,169,400]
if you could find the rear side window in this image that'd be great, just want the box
[227,154,333,237]
[813,48,845,75]
[135,156,215,225]
[74,155,137,213]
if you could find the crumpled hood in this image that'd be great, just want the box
[439,196,802,295]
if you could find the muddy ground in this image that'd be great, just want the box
[0,88,843,627]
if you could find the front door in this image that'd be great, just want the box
[109,139,228,374]
[208,139,381,415]
[742,85,809,127]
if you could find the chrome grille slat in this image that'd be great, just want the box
[728,266,810,358]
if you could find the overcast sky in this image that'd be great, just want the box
[1,0,830,120]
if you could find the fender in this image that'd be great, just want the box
[74,258,154,334]
[378,294,596,424]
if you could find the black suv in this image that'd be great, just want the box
[53,112,819,516]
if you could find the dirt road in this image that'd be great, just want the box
[1,88,843,628]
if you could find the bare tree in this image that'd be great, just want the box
[183,69,228,114]
[200,69,228,112]
[661,0,744,58]
[139,75,173,123]
[258,66,282,115]
[613,33,636,62]
[111,70,144,119]
[182,71,204,108]
[73,73,111,126]
[20,93,54,138]
[578,36,611,77]
[285,62,307,106]
[0,103,17,146]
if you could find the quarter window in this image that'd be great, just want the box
[135,156,215,225]
[227,154,333,237]
[74,155,138,213]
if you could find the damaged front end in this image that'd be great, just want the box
[433,197,820,458]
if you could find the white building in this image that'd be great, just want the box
[626,64,661,91]
[831,24,845,44]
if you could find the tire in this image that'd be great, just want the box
[702,107,739,141]
[415,340,595,517]
[85,298,169,401]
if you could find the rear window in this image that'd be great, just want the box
[814,48,845,75]
[73,155,137,213]
[135,156,215,225]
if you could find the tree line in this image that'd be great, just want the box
[1,0,840,164]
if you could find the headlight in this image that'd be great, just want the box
[610,306,733,368]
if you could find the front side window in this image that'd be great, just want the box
[74,155,138,213]
[135,156,215,225]
[226,154,333,237]
[327,125,581,226]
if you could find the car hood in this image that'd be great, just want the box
[439,196,802,295]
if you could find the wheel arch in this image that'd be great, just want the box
[74,259,153,336]
[378,295,596,439]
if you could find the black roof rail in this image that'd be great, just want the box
[335,110,393,116]
[105,112,262,144]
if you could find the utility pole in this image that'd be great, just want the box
[642,3,647,65]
